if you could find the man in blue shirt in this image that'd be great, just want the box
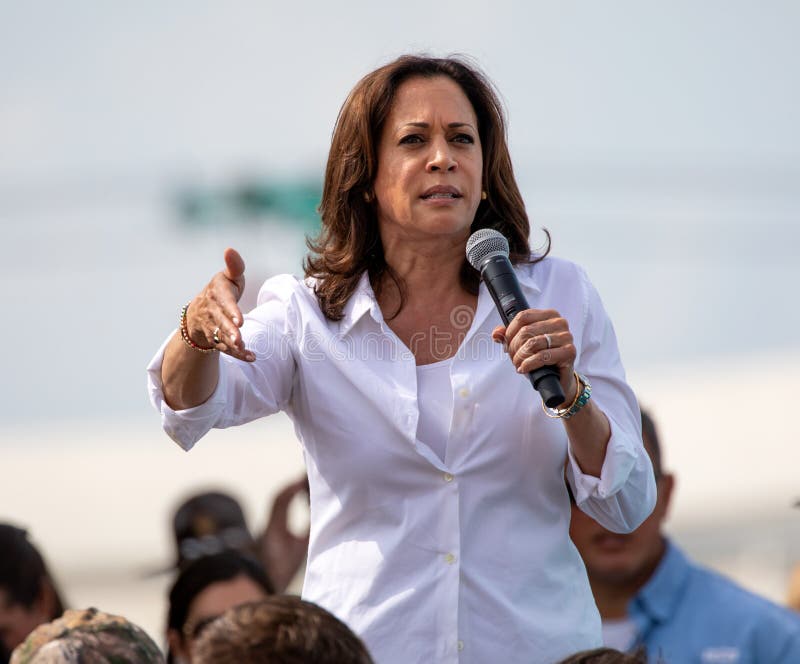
[569,409,800,663]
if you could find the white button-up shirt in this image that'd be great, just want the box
[147,256,656,664]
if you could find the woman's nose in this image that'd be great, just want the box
[426,139,457,172]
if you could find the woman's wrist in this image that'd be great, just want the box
[179,301,217,354]
[561,373,579,405]
[543,372,592,420]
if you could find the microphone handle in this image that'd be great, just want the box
[481,256,566,408]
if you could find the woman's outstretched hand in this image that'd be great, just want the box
[184,248,256,363]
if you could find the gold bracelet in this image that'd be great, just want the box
[179,302,217,354]
[542,372,591,419]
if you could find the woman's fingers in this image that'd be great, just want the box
[182,249,256,362]
[209,303,242,346]
[206,301,254,361]
[223,247,246,300]
[500,309,576,395]
[209,272,245,325]
[185,298,227,346]
[510,330,570,367]
[210,328,256,362]
[515,342,575,374]
[504,309,559,341]
[505,312,568,359]
[491,325,507,344]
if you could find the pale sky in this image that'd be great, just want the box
[2,1,798,182]
[1,1,798,425]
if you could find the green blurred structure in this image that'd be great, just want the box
[176,179,322,232]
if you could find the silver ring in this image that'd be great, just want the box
[212,327,221,345]
[543,333,552,349]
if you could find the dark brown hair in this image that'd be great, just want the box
[166,550,273,663]
[640,407,663,478]
[192,597,374,664]
[305,54,549,321]
[0,524,65,617]
[554,646,649,664]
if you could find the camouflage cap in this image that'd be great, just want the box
[10,607,164,664]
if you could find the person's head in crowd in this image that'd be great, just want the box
[571,407,800,662]
[166,550,273,664]
[569,409,674,608]
[192,596,374,664]
[787,562,800,612]
[554,647,648,663]
[789,501,800,613]
[0,525,66,661]
[170,491,256,569]
[10,607,163,664]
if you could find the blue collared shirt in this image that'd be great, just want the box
[629,540,800,663]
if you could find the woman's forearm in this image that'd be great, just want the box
[161,331,221,410]
[563,400,611,477]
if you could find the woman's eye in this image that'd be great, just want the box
[453,133,474,144]
[399,134,423,144]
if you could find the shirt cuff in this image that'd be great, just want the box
[146,332,228,450]
[566,414,638,504]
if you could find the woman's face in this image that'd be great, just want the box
[169,574,268,663]
[373,75,483,244]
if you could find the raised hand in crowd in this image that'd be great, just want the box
[258,476,310,593]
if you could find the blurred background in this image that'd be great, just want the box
[1,0,798,645]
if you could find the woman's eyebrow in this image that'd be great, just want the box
[399,121,476,130]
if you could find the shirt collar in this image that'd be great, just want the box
[631,539,692,625]
[515,261,542,295]
[339,272,381,335]
[337,260,543,336]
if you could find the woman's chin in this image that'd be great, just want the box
[381,215,473,243]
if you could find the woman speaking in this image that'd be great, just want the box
[148,55,656,663]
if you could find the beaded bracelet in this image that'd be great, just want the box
[179,302,217,354]
[542,372,592,419]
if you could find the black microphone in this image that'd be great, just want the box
[466,228,565,408]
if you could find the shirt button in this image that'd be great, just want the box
[458,387,470,398]
[457,640,464,651]
[444,553,456,564]
[443,473,454,482]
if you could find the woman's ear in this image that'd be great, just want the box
[167,628,189,663]
[656,472,676,521]
[37,578,59,620]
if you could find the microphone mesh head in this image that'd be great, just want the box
[466,228,510,270]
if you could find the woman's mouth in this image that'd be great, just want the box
[420,186,462,200]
